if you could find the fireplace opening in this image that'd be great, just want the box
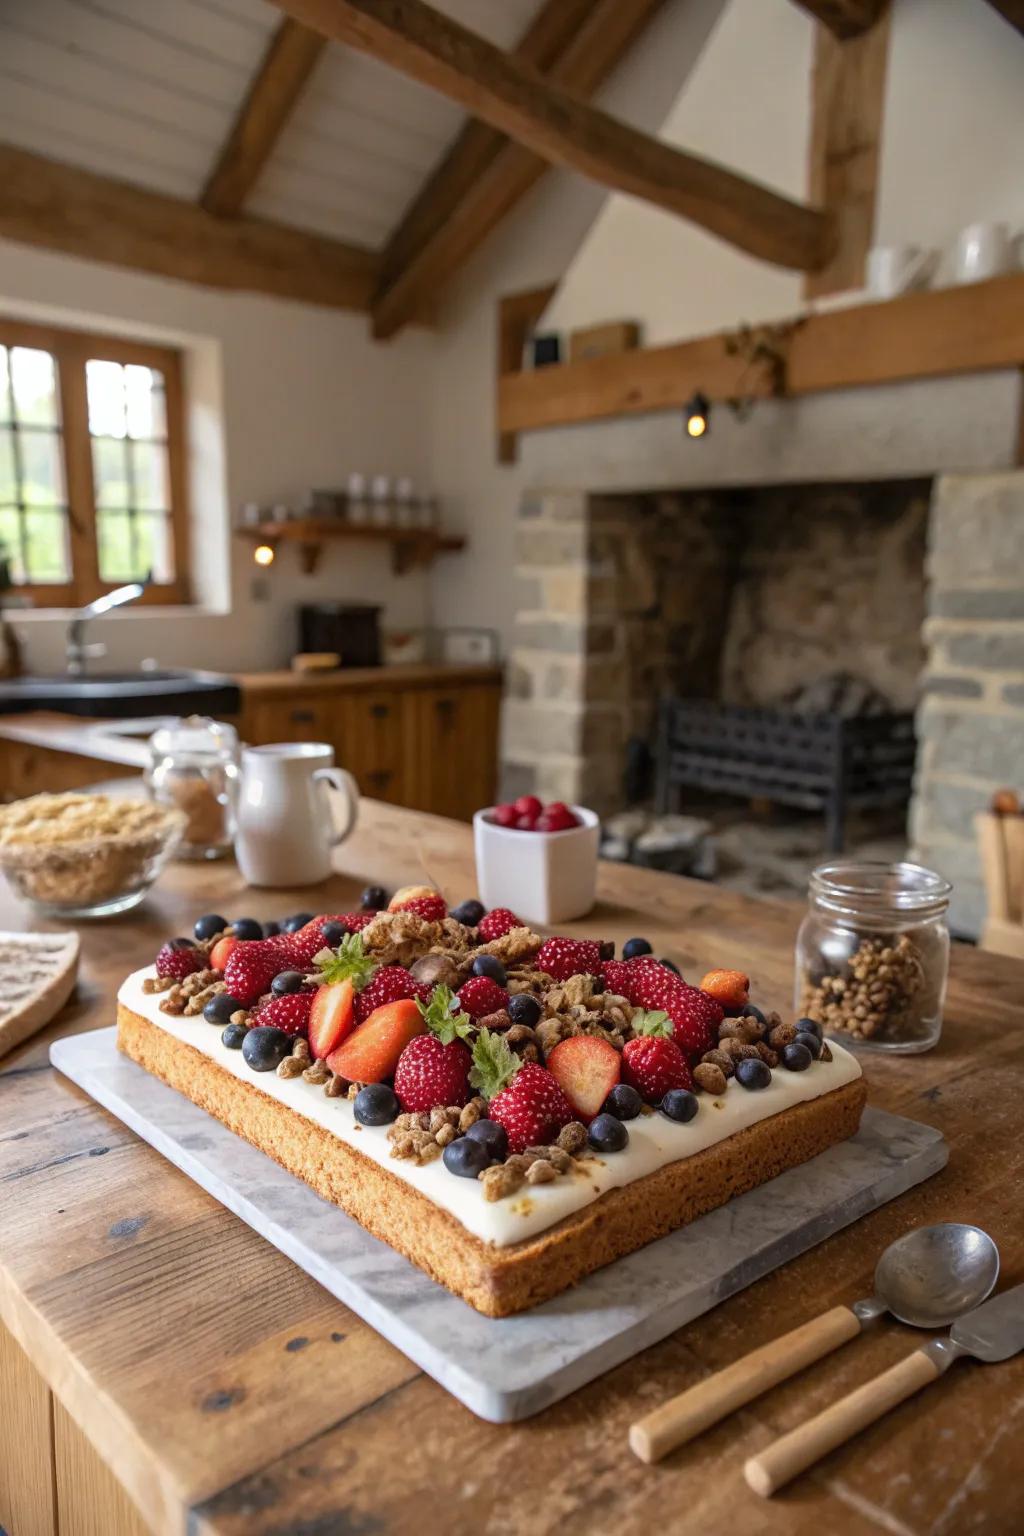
[588,477,930,896]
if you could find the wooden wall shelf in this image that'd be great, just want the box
[236,518,465,575]
[496,273,1024,441]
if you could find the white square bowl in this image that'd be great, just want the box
[473,806,600,927]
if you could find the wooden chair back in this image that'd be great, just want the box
[976,811,1024,959]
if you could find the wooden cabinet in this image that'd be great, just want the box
[238,666,501,822]
[403,685,501,821]
[0,739,137,799]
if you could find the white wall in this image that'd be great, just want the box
[424,0,725,652]
[0,240,437,673]
[544,0,1024,345]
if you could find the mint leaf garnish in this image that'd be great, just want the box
[468,1027,519,1099]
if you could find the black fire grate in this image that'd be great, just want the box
[655,698,916,853]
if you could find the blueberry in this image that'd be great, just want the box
[622,937,653,960]
[464,1119,508,1161]
[361,885,387,911]
[241,1026,292,1072]
[782,1042,813,1072]
[471,954,507,985]
[263,920,282,938]
[194,913,227,941]
[740,1004,767,1024]
[204,992,242,1024]
[320,921,348,948]
[353,1083,400,1126]
[795,1030,822,1060]
[271,970,305,996]
[443,1137,490,1179]
[588,1113,629,1153]
[660,1088,699,1123]
[507,993,541,1027]
[603,1083,643,1121]
[795,1016,823,1041]
[282,912,314,933]
[450,899,485,927]
[735,1057,772,1090]
[232,917,263,942]
[221,1022,248,1050]
[659,958,681,976]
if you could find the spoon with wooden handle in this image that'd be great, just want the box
[744,1279,1024,1496]
[629,1223,998,1465]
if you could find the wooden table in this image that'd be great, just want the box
[1,802,1022,1536]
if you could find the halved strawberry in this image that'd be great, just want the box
[546,1035,621,1122]
[326,998,425,1083]
[308,979,355,1061]
[209,935,238,972]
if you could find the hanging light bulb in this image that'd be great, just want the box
[253,543,275,567]
[684,392,710,439]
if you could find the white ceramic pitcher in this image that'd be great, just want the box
[235,742,359,888]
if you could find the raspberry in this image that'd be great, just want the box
[476,907,522,942]
[155,942,203,981]
[457,976,509,1019]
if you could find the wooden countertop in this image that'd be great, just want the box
[235,661,502,693]
[1,801,1022,1535]
[0,710,153,767]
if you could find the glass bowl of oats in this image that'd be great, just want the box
[0,792,186,918]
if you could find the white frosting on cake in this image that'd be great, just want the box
[118,967,862,1248]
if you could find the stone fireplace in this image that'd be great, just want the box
[504,374,1024,938]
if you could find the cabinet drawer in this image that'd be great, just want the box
[338,692,406,803]
[246,696,339,747]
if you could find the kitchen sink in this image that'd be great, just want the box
[0,668,241,718]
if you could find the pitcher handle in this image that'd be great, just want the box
[314,767,360,846]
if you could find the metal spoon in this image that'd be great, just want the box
[630,1223,999,1464]
[746,1274,1024,1496]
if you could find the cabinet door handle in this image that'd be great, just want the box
[368,770,392,788]
[435,698,456,718]
[370,703,390,719]
[290,709,315,724]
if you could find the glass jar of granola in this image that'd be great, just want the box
[794,861,952,1054]
[147,716,239,860]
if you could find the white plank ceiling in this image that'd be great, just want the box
[0,0,545,249]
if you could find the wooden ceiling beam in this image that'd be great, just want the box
[0,144,377,311]
[201,18,327,216]
[373,0,601,326]
[789,1,889,39]
[272,0,835,281]
[983,1,1024,37]
[373,0,668,340]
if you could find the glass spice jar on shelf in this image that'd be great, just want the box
[794,861,952,1054]
[146,716,240,861]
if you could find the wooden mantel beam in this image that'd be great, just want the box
[201,18,327,216]
[372,0,668,341]
[272,0,836,275]
[790,1,889,39]
[0,144,377,311]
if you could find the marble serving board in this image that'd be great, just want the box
[52,1027,948,1424]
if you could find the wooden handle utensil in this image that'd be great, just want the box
[629,1305,862,1463]
[743,1347,942,1496]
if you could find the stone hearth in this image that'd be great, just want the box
[503,465,1024,940]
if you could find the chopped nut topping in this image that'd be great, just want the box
[480,1163,525,1201]
[700,1047,735,1079]
[303,1061,330,1085]
[324,1074,344,1098]
[556,1121,588,1155]
[694,1062,728,1096]
[458,1097,487,1131]
[276,1056,304,1079]
[526,1160,556,1185]
[768,1021,797,1051]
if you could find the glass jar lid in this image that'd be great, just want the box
[809,861,952,921]
[150,715,238,766]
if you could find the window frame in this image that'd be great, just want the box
[0,316,191,607]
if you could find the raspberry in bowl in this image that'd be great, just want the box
[474,797,600,925]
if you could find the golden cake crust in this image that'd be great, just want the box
[117,1003,867,1317]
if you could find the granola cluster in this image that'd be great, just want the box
[387,1099,489,1164]
[535,974,636,1056]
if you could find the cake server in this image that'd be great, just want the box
[629,1222,998,1463]
[745,1278,1024,1496]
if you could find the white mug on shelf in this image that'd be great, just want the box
[235,742,359,888]
[952,222,1012,284]
[866,244,934,299]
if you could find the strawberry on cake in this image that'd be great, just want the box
[116,885,866,1316]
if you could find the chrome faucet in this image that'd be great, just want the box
[66,584,145,675]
